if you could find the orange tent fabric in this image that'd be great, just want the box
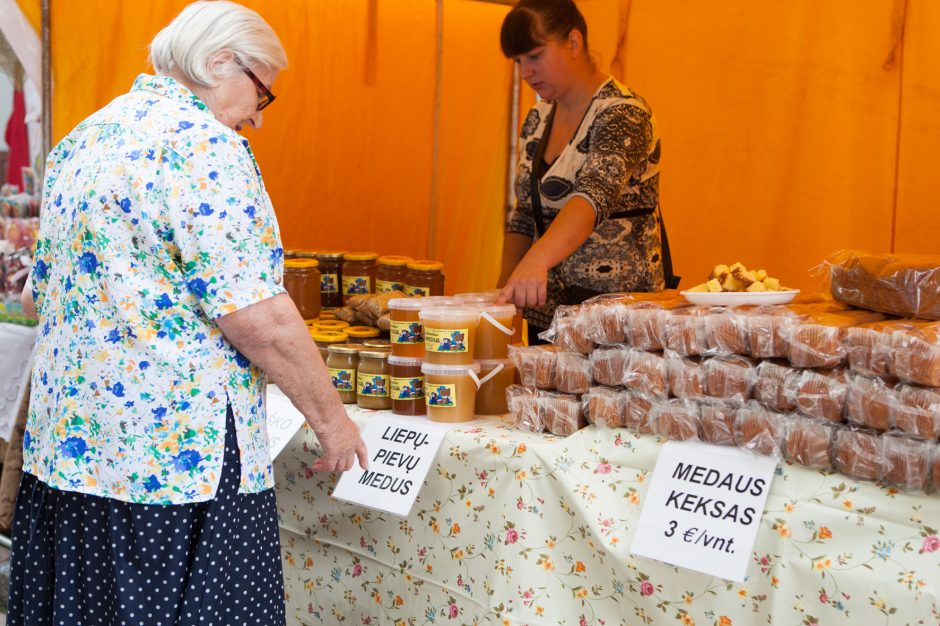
[19,0,940,294]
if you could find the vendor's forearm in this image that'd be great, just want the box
[524,198,596,270]
[216,293,346,427]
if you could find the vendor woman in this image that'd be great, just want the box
[497,0,668,344]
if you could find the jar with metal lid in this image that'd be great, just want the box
[284,258,322,320]
[376,255,413,293]
[345,325,382,343]
[342,252,379,303]
[310,329,349,361]
[326,344,360,404]
[315,250,346,308]
[389,355,426,416]
[357,350,392,410]
[293,248,319,259]
[404,260,445,297]
[363,338,392,351]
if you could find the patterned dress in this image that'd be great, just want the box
[508,77,665,330]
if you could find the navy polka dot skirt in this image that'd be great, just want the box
[7,407,286,626]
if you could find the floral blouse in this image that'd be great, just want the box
[26,74,285,504]
[508,78,665,329]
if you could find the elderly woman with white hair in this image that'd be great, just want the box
[9,2,366,624]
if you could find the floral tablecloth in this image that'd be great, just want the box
[274,408,940,626]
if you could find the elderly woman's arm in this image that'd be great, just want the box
[20,274,37,320]
[217,293,367,473]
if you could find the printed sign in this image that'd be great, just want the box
[332,414,458,516]
[630,440,777,582]
[390,319,423,345]
[264,388,307,462]
[425,327,468,353]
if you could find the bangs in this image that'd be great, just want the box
[500,9,545,58]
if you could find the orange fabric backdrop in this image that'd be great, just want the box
[20,0,940,295]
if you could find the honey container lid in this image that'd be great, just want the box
[421,361,481,375]
[309,330,349,343]
[388,355,424,367]
[311,319,350,331]
[345,325,381,338]
[316,250,346,260]
[419,306,480,323]
[285,258,320,269]
[293,249,320,258]
[327,344,362,355]
[456,290,501,304]
[406,259,444,271]
[363,338,392,349]
[377,255,413,267]
[343,252,379,262]
[360,349,391,360]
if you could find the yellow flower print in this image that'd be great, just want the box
[818,526,832,539]
[776,523,791,538]
[535,606,544,616]
[842,499,853,510]
[814,558,831,570]
[784,502,795,513]
[575,561,586,572]
[683,593,694,605]
[628,492,640,505]
[737,588,747,598]
[575,588,588,599]
[540,557,555,571]
[680,614,694,626]
[719,617,732,626]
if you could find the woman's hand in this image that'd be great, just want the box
[498,255,549,308]
[310,412,368,473]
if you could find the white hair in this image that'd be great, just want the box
[149,0,287,88]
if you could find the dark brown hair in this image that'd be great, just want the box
[500,0,589,58]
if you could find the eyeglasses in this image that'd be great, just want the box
[236,58,276,111]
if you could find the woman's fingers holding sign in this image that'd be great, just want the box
[312,413,369,473]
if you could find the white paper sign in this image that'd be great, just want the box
[265,387,307,462]
[630,440,777,582]
[331,414,457,517]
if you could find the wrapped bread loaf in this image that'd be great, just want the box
[585,293,633,345]
[506,385,544,433]
[783,415,836,470]
[590,344,630,387]
[826,250,940,319]
[699,399,741,446]
[553,351,593,395]
[624,349,670,398]
[664,306,717,356]
[583,386,626,428]
[703,306,753,356]
[508,344,558,389]
[880,433,933,492]
[705,355,756,401]
[623,392,655,434]
[547,305,594,354]
[894,384,940,440]
[833,427,882,481]
[892,322,940,387]
[665,352,707,399]
[624,293,690,351]
[734,402,784,456]
[787,310,886,369]
[745,301,846,359]
[753,360,797,412]
[844,372,896,431]
[543,391,585,437]
[844,319,923,378]
[786,368,847,422]
[651,398,700,441]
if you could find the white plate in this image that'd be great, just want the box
[680,289,800,306]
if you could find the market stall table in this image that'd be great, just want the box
[274,406,940,625]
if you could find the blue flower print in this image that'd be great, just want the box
[119,197,132,213]
[197,203,213,216]
[111,382,126,398]
[144,474,162,492]
[173,449,202,472]
[78,252,98,274]
[23,430,31,451]
[32,259,49,281]
[178,120,194,131]
[187,277,208,297]
[60,436,88,459]
[154,293,174,309]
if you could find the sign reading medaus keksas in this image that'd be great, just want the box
[630,440,777,582]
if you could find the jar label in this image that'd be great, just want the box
[328,368,356,392]
[357,374,390,397]
[343,275,371,296]
[390,319,424,344]
[426,383,456,408]
[377,279,403,293]
[391,376,424,401]
[320,273,339,294]
[425,327,469,353]
[404,284,428,297]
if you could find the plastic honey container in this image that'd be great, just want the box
[422,362,481,422]
[474,304,516,360]
[419,306,480,365]
[389,298,427,358]
[310,330,349,361]
[389,355,426,416]
[357,350,391,410]
[326,344,360,404]
[475,359,515,415]
[376,255,413,293]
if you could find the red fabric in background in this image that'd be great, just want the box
[4,89,29,188]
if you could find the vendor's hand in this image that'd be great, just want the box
[311,412,368,473]
[497,257,549,308]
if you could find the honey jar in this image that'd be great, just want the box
[315,251,345,308]
[389,298,426,358]
[283,258,322,320]
[342,252,379,303]
[422,362,481,422]
[376,255,413,293]
[310,329,349,361]
[326,344,360,404]
[419,306,480,365]
[404,260,445,297]
[357,350,392,410]
[389,355,426,416]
